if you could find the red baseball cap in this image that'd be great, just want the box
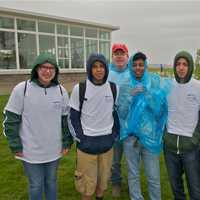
[112,43,129,54]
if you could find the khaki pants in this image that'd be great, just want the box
[75,148,113,196]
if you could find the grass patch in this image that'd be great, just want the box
[0,95,187,199]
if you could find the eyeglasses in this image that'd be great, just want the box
[39,66,55,71]
[113,51,127,56]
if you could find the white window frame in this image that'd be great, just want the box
[0,14,112,74]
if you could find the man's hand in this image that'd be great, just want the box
[131,85,144,96]
[15,152,23,157]
[62,148,69,156]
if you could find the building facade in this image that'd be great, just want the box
[0,7,119,94]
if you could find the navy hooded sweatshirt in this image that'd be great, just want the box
[68,53,119,154]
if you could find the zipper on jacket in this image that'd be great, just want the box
[44,88,47,95]
[176,135,180,154]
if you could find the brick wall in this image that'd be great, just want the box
[0,72,86,95]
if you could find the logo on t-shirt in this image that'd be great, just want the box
[105,95,113,102]
[186,94,198,105]
[52,101,61,110]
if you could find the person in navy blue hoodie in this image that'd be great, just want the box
[68,53,119,200]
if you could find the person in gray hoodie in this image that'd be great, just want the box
[3,52,72,200]
[164,51,200,200]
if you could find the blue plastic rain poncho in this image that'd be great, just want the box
[108,63,132,138]
[121,54,172,154]
[108,63,130,84]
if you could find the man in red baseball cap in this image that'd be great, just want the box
[111,44,129,70]
[112,43,129,55]
[108,43,130,197]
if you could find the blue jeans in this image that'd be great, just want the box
[23,159,59,200]
[164,148,200,200]
[111,140,123,185]
[123,136,161,200]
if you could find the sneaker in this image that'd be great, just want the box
[112,184,121,197]
[96,197,103,200]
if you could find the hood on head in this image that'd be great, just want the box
[128,52,148,80]
[86,53,108,84]
[31,52,59,85]
[173,51,193,83]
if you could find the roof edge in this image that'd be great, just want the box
[0,6,120,31]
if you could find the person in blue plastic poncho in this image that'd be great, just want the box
[123,52,171,200]
[164,51,200,200]
[108,43,130,197]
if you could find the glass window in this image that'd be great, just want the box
[38,21,55,33]
[58,48,68,58]
[57,37,69,69]
[70,26,83,37]
[99,30,110,40]
[85,28,97,38]
[58,59,69,69]
[99,41,110,62]
[58,37,69,55]
[39,35,56,55]
[17,19,36,31]
[86,39,97,59]
[18,33,37,69]
[0,31,16,69]
[0,16,14,29]
[58,37,68,47]
[57,24,68,35]
[70,38,84,68]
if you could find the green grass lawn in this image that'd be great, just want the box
[0,95,186,200]
[149,68,174,78]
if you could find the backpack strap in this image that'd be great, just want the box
[79,81,117,113]
[59,84,63,96]
[22,80,28,113]
[24,80,28,96]
[79,80,87,112]
[109,81,117,104]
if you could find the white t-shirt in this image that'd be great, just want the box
[69,80,118,136]
[167,78,200,137]
[5,81,69,163]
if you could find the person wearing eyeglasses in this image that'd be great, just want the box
[123,52,171,200]
[3,52,73,200]
[108,43,130,197]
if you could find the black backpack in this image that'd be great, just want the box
[79,80,117,112]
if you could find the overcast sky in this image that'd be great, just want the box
[1,0,200,64]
